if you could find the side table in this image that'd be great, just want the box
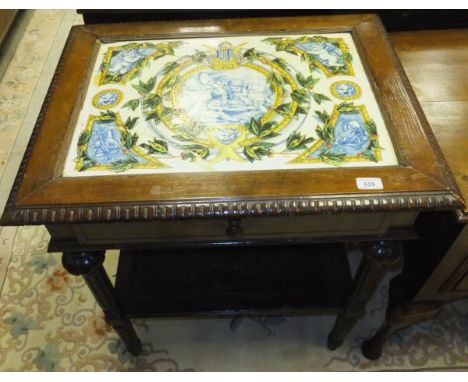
[1,15,463,356]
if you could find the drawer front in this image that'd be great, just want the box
[67,211,416,245]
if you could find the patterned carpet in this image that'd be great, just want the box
[0,10,468,372]
[1,225,468,371]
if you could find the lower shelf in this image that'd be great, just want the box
[114,243,352,318]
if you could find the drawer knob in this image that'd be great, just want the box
[226,218,243,238]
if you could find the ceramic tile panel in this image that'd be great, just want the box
[63,33,398,177]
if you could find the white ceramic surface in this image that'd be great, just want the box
[63,33,398,177]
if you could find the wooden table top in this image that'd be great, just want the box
[1,17,464,226]
[391,29,468,215]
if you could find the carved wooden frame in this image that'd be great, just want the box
[1,14,464,225]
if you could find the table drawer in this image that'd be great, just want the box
[46,211,418,245]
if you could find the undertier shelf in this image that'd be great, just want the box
[114,243,352,317]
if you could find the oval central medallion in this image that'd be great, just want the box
[178,67,275,126]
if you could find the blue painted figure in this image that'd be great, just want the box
[331,114,370,155]
[295,42,344,67]
[96,91,119,107]
[87,121,126,163]
[108,48,155,76]
[179,68,274,126]
[334,83,356,98]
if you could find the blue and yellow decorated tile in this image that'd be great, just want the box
[330,81,362,100]
[92,89,123,109]
[63,33,398,176]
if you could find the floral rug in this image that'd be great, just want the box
[1,10,468,372]
[0,225,467,371]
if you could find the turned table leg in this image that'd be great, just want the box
[361,272,443,360]
[328,240,401,350]
[62,251,142,356]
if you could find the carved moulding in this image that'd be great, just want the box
[1,192,462,225]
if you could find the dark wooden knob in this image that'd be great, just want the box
[360,240,400,265]
[62,251,105,276]
[226,218,243,238]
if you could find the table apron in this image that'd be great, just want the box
[46,211,418,248]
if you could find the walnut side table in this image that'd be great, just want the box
[1,15,463,356]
